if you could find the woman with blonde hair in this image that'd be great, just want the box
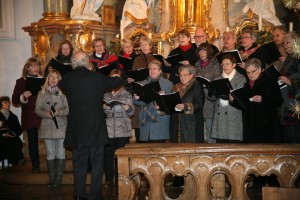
[12,57,43,173]
[35,69,69,187]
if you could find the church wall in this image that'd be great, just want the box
[0,0,43,118]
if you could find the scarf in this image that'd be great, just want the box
[200,59,210,68]
[173,77,195,98]
[123,53,131,58]
[47,86,59,94]
[179,43,192,52]
[220,69,236,106]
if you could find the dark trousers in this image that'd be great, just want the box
[0,137,23,165]
[104,137,129,183]
[27,128,39,167]
[73,143,104,200]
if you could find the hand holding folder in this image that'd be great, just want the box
[133,81,161,104]
[26,76,46,96]
[155,91,182,114]
[196,76,233,96]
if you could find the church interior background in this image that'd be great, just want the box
[1,0,300,199]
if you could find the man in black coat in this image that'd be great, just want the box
[59,51,123,200]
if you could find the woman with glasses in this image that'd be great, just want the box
[170,64,205,143]
[238,29,259,69]
[210,54,246,143]
[279,32,300,143]
[133,60,173,142]
[167,29,199,85]
[233,58,283,143]
[194,43,222,143]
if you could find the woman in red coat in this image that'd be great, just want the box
[12,57,42,172]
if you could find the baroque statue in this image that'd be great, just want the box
[70,0,103,21]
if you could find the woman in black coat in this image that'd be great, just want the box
[0,96,24,165]
[170,65,205,143]
[168,29,199,85]
[241,58,283,143]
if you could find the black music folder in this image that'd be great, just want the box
[263,65,287,89]
[50,58,73,76]
[26,76,46,96]
[132,81,161,104]
[166,54,185,65]
[230,86,251,110]
[152,54,165,63]
[104,100,125,108]
[126,68,149,81]
[50,105,58,129]
[264,65,281,79]
[96,62,116,76]
[155,91,182,114]
[249,42,281,66]
[195,76,211,88]
[196,77,232,96]
[118,55,134,71]
[216,50,243,63]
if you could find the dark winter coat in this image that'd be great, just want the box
[58,67,123,148]
[243,73,283,143]
[170,79,205,143]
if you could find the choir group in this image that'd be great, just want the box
[1,26,300,192]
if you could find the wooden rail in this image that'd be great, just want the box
[116,143,300,200]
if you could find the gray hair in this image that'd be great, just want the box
[283,32,299,43]
[242,29,256,40]
[245,58,262,69]
[178,64,196,75]
[71,51,90,69]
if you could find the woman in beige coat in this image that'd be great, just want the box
[35,70,69,187]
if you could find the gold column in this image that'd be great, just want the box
[40,0,71,21]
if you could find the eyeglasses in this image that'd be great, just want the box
[221,62,232,66]
[246,68,258,75]
[241,36,252,39]
[179,73,192,78]
[194,35,205,39]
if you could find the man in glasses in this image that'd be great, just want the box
[194,28,219,56]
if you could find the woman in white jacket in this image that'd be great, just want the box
[35,69,69,187]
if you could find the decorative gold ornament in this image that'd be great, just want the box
[59,25,71,41]
[33,25,50,63]
[75,25,96,53]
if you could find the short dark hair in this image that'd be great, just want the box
[92,38,106,48]
[221,54,237,64]
[0,96,10,109]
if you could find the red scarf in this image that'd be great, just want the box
[179,43,192,52]
[123,53,131,58]
[200,59,210,68]
[249,80,255,88]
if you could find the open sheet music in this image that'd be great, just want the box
[155,91,182,114]
[132,81,161,104]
